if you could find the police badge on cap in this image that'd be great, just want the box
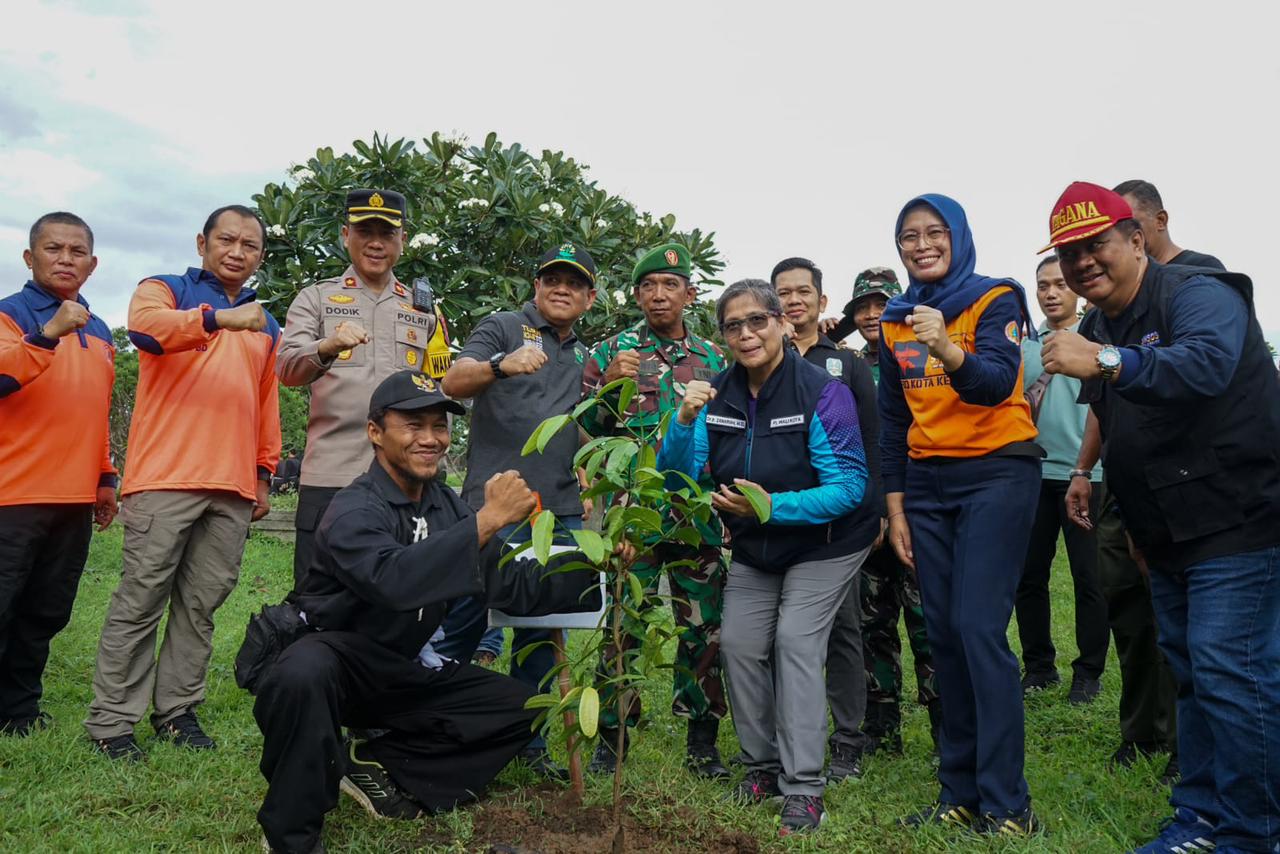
[347,189,406,228]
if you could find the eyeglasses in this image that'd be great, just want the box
[896,226,950,251]
[720,312,778,338]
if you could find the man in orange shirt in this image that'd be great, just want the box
[84,205,281,760]
[0,212,117,737]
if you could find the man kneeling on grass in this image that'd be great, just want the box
[253,370,600,854]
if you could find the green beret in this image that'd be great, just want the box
[632,242,692,285]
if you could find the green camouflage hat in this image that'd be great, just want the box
[850,266,902,303]
[632,242,692,285]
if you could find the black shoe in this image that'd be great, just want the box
[901,802,979,830]
[93,733,145,761]
[1021,670,1061,694]
[0,711,51,737]
[1108,740,1163,770]
[261,833,326,853]
[826,742,863,782]
[1159,753,1180,786]
[685,720,731,779]
[588,727,627,775]
[980,804,1043,837]
[154,711,216,749]
[1068,676,1102,705]
[779,794,826,835]
[727,769,782,805]
[516,747,569,783]
[340,740,424,820]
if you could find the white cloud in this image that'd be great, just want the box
[0,149,102,206]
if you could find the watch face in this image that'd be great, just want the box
[1099,347,1122,369]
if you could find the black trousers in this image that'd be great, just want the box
[825,580,868,751]
[254,631,537,853]
[291,486,341,592]
[1014,479,1109,680]
[0,503,92,724]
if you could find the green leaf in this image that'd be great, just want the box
[737,482,772,523]
[578,686,599,738]
[627,572,645,605]
[535,414,572,454]
[523,693,560,710]
[570,528,607,565]
[616,378,636,414]
[531,509,555,565]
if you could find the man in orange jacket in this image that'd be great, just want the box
[0,212,117,736]
[84,204,281,760]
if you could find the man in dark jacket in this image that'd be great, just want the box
[1040,182,1280,854]
[253,371,600,854]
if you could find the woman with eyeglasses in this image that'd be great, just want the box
[657,279,877,835]
[877,195,1043,836]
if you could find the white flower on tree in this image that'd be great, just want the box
[538,201,566,216]
[268,224,287,238]
[595,218,609,230]
[290,167,315,182]
[458,198,490,210]
[408,233,441,250]
[613,290,627,305]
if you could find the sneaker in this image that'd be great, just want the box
[516,747,569,783]
[727,769,782,805]
[1159,753,1181,786]
[1129,807,1215,852]
[826,743,863,782]
[0,711,51,737]
[900,802,979,830]
[261,834,326,853]
[93,733,145,761]
[1068,676,1102,705]
[472,650,497,667]
[980,804,1043,836]
[154,712,216,749]
[1021,670,1061,694]
[588,727,627,775]
[779,794,826,835]
[1109,740,1163,770]
[340,740,424,820]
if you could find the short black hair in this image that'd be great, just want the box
[1112,180,1163,215]
[203,204,267,244]
[368,405,388,429]
[29,212,94,251]
[1113,218,1145,251]
[770,257,823,294]
[1035,254,1059,276]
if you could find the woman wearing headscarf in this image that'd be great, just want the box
[657,279,876,835]
[877,195,1043,836]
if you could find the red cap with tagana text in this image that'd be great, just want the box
[1039,181,1134,254]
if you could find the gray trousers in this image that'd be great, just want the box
[721,547,871,796]
[825,582,868,751]
[85,490,252,738]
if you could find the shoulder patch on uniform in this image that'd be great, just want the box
[1004,321,1021,345]
[327,294,355,304]
[825,357,842,377]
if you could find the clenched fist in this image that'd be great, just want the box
[319,321,369,358]
[678,379,716,425]
[42,300,90,338]
[500,345,548,376]
[904,305,949,356]
[216,303,267,332]
[603,349,641,383]
[483,470,537,527]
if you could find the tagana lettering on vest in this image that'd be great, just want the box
[770,414,805,428]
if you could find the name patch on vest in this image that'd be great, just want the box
[1141,330,1161,346]
[770,414,805,428]
[706,414,746,430]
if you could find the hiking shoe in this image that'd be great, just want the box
[1021,670,1061,694]
[1159,753,1181,786]
[515,747,569,783]
[779,794,826,835]
[261,834,326,853]
[826,743,863,782]
[340,740,424,820]
[1109,740,1163,769]
[93,733,145,761]
[727,769,782,805]
[1129,807,1215,852]
[155,711,216,749]
[863,703,904,756]
[1068,676,1102,705]
[980,804,1044,837]
[685,720,731,779]
[588,727,627,775]
[0,711,51,737]
[901,802,979,830]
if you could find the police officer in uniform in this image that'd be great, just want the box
[277,189,439,588]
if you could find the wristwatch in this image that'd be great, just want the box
[1096,345,1122,382]
[489,351,507,379]
[1068,469,1092,480]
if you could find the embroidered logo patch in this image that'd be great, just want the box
[343,277,358,288]
[327,294,355,304]
[665,249,680,266]
[706,414,746,430]
[337,349,352,360]
[1141,330,1161,345]
[369,192,385,208]
[411,374,436,392]
[405,350,418,366]
[1005,321,1021,345]
[826,357,842,377]
[770,414,805,428]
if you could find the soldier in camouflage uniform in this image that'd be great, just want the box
[847,267,941,754]
[580,242,730,779]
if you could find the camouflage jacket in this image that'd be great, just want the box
[858,344,881,385]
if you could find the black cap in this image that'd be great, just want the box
[346,189,406,228]
[368,371,465,419]
[536,242,597,284]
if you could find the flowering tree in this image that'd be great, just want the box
[252,133,725,345]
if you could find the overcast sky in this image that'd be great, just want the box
[3,0,1277,351]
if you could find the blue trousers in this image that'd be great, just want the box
[1149,545,1280,852]
[905,455,1040,817]
[434,518,582,751]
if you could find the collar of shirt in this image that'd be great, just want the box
[364,459,444,512]
[807,333,841,355]
[522,300,578,346]
[341,265,404,302]
[1038,319,1081,335]
[23,280,91,311]
[185,266,259,305]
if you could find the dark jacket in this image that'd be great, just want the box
[295,462,599,659]
[1080,261,1280,571]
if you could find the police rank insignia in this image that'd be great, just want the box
[665,249,680,266]
[343,277,358,288]
[369,192,385,208]
[327,294,355,304]
[393,282,407,297]
[826,357,842,377]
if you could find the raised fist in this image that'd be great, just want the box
[678,379,716,425]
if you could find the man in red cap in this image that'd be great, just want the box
[1039,181,1280,854]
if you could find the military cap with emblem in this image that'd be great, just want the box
[850,266,902,303]
[536,242,597,284]
[346,189,407,228]
[632,242,693,285]
[368,369,464,419]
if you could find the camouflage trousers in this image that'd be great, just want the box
[860,543,938,707]
[597,540,728,729]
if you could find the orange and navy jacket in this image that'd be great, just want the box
[0,281,116,505]
[877,286,1037,492]
[124,267,281,501]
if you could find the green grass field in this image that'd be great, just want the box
[0,526,1171,852]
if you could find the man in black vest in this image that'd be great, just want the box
[1039,181,1280,854]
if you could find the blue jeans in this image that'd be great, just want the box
[434,517,582,752]
[1148,545,1280,852]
